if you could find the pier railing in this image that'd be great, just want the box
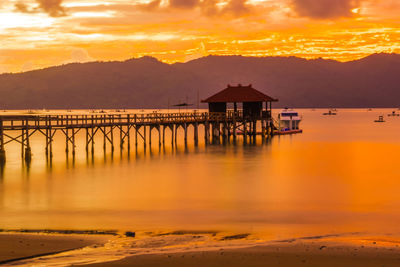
[0,111,257,130]
[0,110,275,163]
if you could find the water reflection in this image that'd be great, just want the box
[6,136,266,177]
[0,160,4,180]
[3,109,400,239]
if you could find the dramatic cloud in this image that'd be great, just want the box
[15,0,66,17]
[14,2,31,13]
[291,0,361,19]
[167,0,250,16]
[169,0,200,9]
[222,0,250,16]
[37,0,66,17]
[1,0,399,73]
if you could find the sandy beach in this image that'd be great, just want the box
[2,231,400,266]
[0,232,109,265]
[85,239,400,267]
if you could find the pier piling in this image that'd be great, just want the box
[0,111,275,162]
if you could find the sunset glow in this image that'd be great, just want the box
[0,0,399,73]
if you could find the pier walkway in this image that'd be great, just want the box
[0,111,274,162]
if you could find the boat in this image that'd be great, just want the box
[323,110,337,115]
[374,116,385,123]
[275,108,302,134]
[388,111,400,117]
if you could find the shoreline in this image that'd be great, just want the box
[0,231,111,265]
[2,230,400,266]
[85,240,400,267]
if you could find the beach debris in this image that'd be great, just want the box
[156,230,218,236]
[319,245,327,250]
[0,229,119,236]
[125,231,136,238]
[220,233,250,241]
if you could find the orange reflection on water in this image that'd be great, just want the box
[1,109,400,240]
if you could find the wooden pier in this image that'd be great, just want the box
[0,111,275,163]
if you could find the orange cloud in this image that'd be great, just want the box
[15,0,66,17]
[0,0,399,73]
[291,0,362,19]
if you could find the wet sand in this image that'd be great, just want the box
[3,231,400,266]
[0,233,109,264]
[85,240,400,267]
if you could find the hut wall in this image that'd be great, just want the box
[243,102,262,118]
[209,102,227,113]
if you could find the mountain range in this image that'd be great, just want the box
[0,53,399,109]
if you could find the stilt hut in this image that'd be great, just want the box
[202,84,278,119]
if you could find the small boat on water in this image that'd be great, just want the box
[374,116,385,123]
[323,110,337,116]
[275,108,303,135]
[388,111,400,117]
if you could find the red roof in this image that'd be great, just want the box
[202,84,278,103]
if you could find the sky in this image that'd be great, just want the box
[0,0,399,73]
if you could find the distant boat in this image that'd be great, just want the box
[387,111,400,117]
[374,116,385,123]
[323,110,337,116]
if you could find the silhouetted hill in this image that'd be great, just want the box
[0,53,399,109]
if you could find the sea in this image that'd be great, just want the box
[1,108,400,240]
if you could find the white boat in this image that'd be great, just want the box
[277,108,302,132]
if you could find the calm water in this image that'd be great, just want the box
[1,109,400,240]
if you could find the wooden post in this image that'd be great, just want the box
[171,125,174,145]
[162,125,166,145]
[243,121,247,144]
[204,121,209,145]
[194,122,198,146]
[158,126,161,147]
[65,115,69,153]
[212,122,220,144]
[85,128,89,152]
[143,125,147,148]
[135,126,138,147]
[127,115,131,151]
[233,123,237,142]
[49,129,53,158]
[222,122,227,141]
[174,124,178,145]
[0,117,5,163]
[184,123,188,145]
[25,120,31,162]
[149,126,152,146]
[72,129,76,156]
[110,126,114,152]
[261,119,266,140]
[21,120,25,158]
[45,116,49,156]
[48,117,52,158]
[120,125,123,150]
[253,121,257,143]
